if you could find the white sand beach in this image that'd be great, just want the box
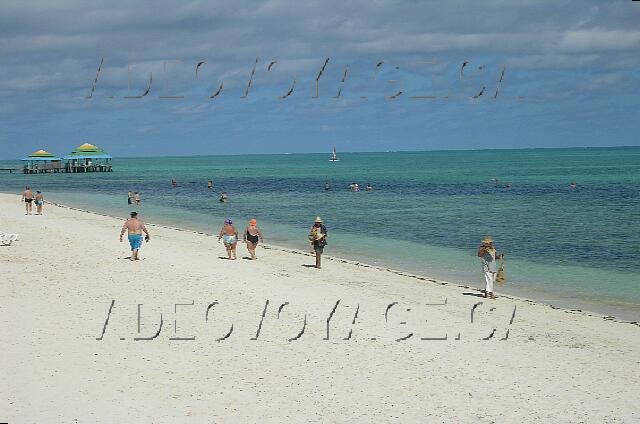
[1,192,639,423]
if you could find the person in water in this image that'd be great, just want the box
[218,218,238,260]
[243,219,264,260]
[569,182,577,189]
[171,179,177,188]
[207,180,213,189]
[365,183,373,192]
[219,192,228,203]
[309,216,328,269]
[127,191,133,205]
[34,191,44,215]
[119,212,151,261]
[21,186,34,215]
[477,236,504,299]
[324,182,331,191]
[134,192,141,205]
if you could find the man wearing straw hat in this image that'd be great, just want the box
[477,236,504,299]
[309,216,328,269]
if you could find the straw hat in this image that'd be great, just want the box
[314,216,323,223]
[482,236,493,244]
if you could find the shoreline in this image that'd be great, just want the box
[35,196,639,325]
[2,192,639,422]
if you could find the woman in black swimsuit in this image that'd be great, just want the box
[243,219,264,260]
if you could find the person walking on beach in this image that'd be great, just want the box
[243,219,264,260]
[21,186,34,215]
[477,236,504,299]
[34,191,44,215]
[218,218,238,260]
[134,192,141,205]
[309,217,327,269]
[119,212,151,261]
[127,191,133,205]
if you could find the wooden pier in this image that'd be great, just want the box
[22,164,113,174]
[0,168,18,173]
[20,144,114,175]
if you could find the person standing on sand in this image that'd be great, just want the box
[34,191,44,215]
[309,217,327,269]
[243,219,264,260]
[477,236,504,299]
[119,212,150,261]
[218,218,238,260]
[21,186,34,215]
[127,191,133,205]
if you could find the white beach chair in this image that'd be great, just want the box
[0,233,19,246]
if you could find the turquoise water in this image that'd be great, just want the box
[1,148,639,319]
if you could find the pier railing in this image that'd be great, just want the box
[22,163,113,174]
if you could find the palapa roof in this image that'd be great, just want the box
[21,149,61,161]
[64,142,112,159]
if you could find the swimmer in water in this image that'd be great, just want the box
[324,182,331,191]
[171,179,177,188]
[219,192,228,203]
[366,183,373,192]
[207,180,213,189]
[569,182,577,189]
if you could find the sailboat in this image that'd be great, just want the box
[329,146,340,162]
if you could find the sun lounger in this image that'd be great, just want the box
[0,233,19,245]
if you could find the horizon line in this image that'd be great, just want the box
[1,144,638,161]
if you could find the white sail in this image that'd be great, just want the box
[330,146,340,162]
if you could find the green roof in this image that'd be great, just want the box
[64,143,112,159]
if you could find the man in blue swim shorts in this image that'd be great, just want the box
[119,212,151,261]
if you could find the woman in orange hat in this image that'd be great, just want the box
[243,219,264,260]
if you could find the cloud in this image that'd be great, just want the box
[558,30,640,52]
[0,0,639,158]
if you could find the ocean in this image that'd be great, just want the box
[1,147,639,320]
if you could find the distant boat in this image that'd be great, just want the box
[329,146,340,162]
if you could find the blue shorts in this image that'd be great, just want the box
[128,234,143,250]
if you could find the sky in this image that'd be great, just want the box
[1,0,639,159]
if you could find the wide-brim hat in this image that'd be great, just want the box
[482,236,493,244]
[314,216,323,223]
